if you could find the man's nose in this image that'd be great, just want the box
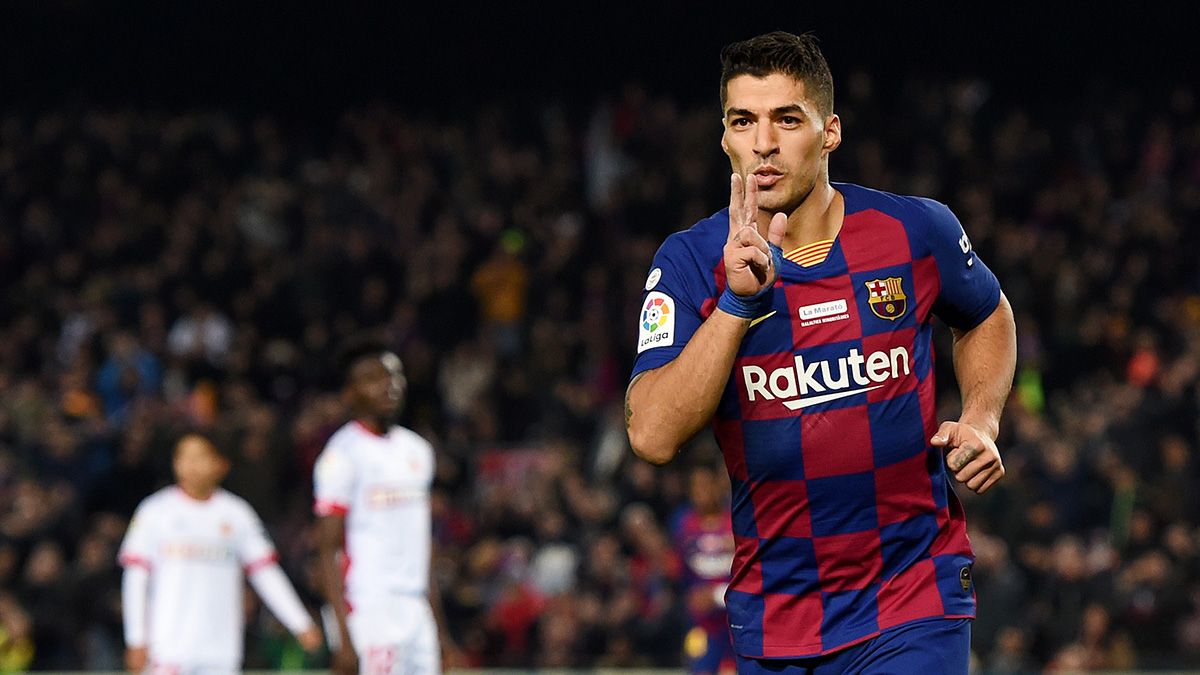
[754,123,779,157]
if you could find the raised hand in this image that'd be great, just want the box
[724,173,788,297]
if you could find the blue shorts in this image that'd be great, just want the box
[734,618,971,675]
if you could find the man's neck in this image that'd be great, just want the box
[766,180,843,251]
[178,484,216,501]
[355,416,389,436]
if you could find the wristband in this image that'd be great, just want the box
[717,243,784,318]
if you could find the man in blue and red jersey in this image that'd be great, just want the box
[673,464,736,674]
[625,32,1017,673]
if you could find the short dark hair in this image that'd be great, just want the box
[174,432,230,461]
[719,31,834,117]
[336,336,390,386]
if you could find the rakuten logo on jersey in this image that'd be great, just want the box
[741,346,911,410]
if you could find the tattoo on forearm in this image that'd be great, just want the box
[625,374,645,429]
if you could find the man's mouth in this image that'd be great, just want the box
[753,168,783,187]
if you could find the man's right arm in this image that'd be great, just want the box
[119,501,154,673]
[121,565,150,672]
[627,173,786,465]
[316,514,357,675]
[626,309,750,464]
[313,444,357,674]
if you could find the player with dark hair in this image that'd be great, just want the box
[626,31,1016,673]
[314,340,457,675]
[119,434,321,673]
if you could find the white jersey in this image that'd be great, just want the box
[118,487,280,666]
[313,421,434,606]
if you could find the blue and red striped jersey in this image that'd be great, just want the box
[631,183,1001,658]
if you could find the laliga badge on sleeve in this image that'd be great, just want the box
[637,291,675,353]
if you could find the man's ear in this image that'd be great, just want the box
[823,114,842,154]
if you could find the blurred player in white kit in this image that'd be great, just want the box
[314,341,457,675]
[119,433,321,674]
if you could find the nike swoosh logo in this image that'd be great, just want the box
[749,311,777,328]
[780,385,885,410]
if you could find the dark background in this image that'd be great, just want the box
[2,1,1196,113]
[2,1,1199,671]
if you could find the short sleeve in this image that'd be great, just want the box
[237,503,279,573]
[313,442,355,517]
[631,236,713,379]
[118,501,156,569]
[921,199,1001,330]
[421,438,436,489]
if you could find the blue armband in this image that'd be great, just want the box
[716,243,784,319]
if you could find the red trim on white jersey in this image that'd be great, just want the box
[243,551,280,575]
[314,499,351,517]
[353,420,387,438]
[119,553,152,570]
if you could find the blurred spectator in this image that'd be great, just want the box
[0,592,34,672]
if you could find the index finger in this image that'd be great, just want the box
[743,171,759,227]
[729,173,745,237]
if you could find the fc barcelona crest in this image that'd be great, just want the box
[865,277,907,321]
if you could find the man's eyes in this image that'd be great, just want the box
[730,116,802,128]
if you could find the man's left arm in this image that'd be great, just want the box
[932,292,1016,494]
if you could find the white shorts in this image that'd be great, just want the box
[347,594,440,675]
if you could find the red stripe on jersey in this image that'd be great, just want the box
[314,499,350,517]
[912,256,941,322]
[876,558,945,630]
[243,552,279,575]
[930,506,973,558]
[762,593,823,656]
[118,553,152,570]
[714,419,748,482]
[800,407,874,479]
[784,276,863,349]
[813,530,883,592]
[874,453,937,527]
[917,367,939,443]
[750,480,813,538]
[839,209,912,272]
[729,535,763,594]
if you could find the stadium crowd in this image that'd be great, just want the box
[0,72,1197,671]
